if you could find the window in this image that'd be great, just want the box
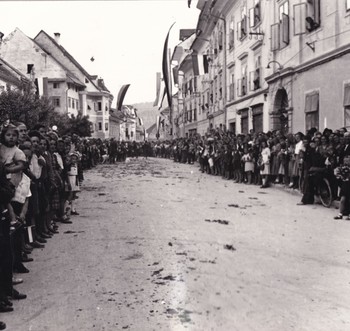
[98,122,102,131]
[305,91,319,131]
[344,83,350,127]
[249,0,261,28]
[252,104,263,133]
[53,83,60,89]
[105,123,109,131]
[76,100,79,111]
[237,4,248,40]
[218,29,223,51]
[238,61,247,97]
[72,99,75,109]
[250,56,261,91]
[68,97,71,108]
[294,0,320,35]
[105,105,108,112]
[52,97,60,107]
[229,72,235,101]
[306,0,321,32]
[98,102,102,111]
[229,17,235,49]
[194,109,197,121]
[131,131,134,138]
[271,1,289,50]
[240,109,249,134]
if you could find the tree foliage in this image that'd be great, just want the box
[0,85,92,137]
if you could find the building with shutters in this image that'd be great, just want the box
[0,28,113,139]
[223,0,269,134]
[171,0,350,136]
[0,28,85,119]
[266,0,350,133]
[34,31,113,139]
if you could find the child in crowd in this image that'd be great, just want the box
[242,147,254,184]
[65,152,80,217]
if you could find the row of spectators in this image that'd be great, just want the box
[0,122,108,330]
[152,127,350,217]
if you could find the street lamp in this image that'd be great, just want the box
[266,60,283,70]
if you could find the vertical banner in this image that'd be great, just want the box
[117,84,130,111]
[162,22,175,109]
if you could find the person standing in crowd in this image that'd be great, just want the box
[259,140,270,188]
[290,132,304,189]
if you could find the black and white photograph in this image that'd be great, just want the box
[1,0,350,330]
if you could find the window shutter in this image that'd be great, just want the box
[242,16,247,35]
[237,21,242,39]
[310,93,319,112]
[229,29,234,48]
[314,0,321,25]
[305,94,312,112]
[218,30,223,50]
[344,84,350,107]
[237,78,242,96]
[249,7,255,28]
[271,23,280,51]
[281,13,290,45]
[294,3,306,35]
[249,71,255,91]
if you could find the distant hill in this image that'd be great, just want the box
[132,102,159,131]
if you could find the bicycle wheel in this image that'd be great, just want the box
[319,178,333,208]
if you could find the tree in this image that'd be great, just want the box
[58,113,92,137]
[0,84,54,128]
[0,84,92,137]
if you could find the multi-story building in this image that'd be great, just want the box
[0,28,113,139]
[0,28,86,117]
[172,0,350,136]
[266,0,350,133]
[34,31,113,139]
[0,56,31,92]
[171,31,197,137]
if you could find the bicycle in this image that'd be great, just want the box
[309,167,333,208]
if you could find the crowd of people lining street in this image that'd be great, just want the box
[1,120,350,330]
[151,127,350,217]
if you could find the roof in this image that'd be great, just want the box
[34,30,109,93]
[97,78,110,93]
[0,57,29,87]
[30,34,86,87]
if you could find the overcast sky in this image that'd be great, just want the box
[1,0,199,106]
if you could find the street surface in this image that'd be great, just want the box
[8,158,350,331]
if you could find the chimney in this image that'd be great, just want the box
[54,32,61,44]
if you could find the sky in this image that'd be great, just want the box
[1,0,200,106]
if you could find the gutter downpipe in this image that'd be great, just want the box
[210,13,227,131]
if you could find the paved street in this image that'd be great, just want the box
[7,158,350,331]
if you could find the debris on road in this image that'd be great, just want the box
[223,244,236,251]
[205,219,229,225]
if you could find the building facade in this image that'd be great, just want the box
[0,28,113,139]
[34,31,113,139]
[171,0,350,137]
